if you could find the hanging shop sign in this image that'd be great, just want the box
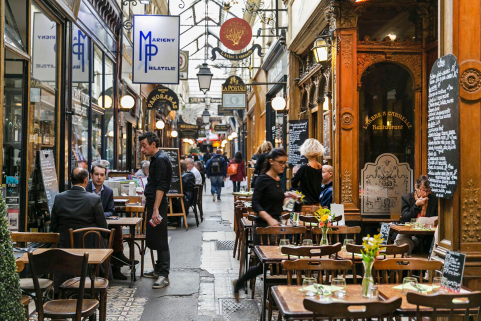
[214,124,230,132]
[220,18,252,50]
[146,85,179,110]
[72,24,89,83]
[188,97,222,104]
[133,15,180,84]
[218,104,234,116]
[32,13,57,82]
[427,54,460,199]
[180,50,189,80]
[222,76,247,109]
[212,18,262,61]
[211,44,263,61]
[178,123,200,139]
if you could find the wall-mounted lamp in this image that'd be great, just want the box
[312,30,331,63]
[120,95,135,109]
[171,130,178,138]
[156,120,165,129]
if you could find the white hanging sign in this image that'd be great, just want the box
[32,13,57,82]
[72,24,89,83]
[132,15,180,84]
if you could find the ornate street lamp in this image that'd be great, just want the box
[197,63,213,94]
[312,31,331,63]
[202,109,211,124]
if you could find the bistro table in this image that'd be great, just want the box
[390,224,436,235]
[271,284,473,320]
[107,217,142,287]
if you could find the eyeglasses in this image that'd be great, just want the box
[273,160,287,166]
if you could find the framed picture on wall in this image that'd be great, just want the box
[323,111,331,160]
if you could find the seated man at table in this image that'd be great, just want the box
[87,164,135,280]
[319,165,334,209]
[396,175,438,254]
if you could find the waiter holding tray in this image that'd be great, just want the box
[138,131,172,289]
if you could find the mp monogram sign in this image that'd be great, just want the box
[133,15,180,84]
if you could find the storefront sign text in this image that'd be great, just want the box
[146,86,179,110]
[363,111,412,130]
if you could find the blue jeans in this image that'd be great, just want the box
[210,175,223,199]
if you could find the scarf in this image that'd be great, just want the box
[414,192,428,218]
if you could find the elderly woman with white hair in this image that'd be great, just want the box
[290,138,325,205]
[135,161,150,177]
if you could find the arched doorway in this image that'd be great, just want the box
[359,62,415,170]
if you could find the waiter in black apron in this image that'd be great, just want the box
[139,131,172,289]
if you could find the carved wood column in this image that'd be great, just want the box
[435,0,481,291]
[335,28,360,220]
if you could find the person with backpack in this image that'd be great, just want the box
[206,149,227,202]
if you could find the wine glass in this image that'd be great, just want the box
[278,238,290,249]
[302,239,313,246]
[343,238,354,251]
[402,277,419,294]
[302,277,317,297]
[331,277,347,298]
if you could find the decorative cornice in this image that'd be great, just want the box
[357,36,423,51]
[89,0,121,33]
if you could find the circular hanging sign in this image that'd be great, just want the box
[220,18,252,51]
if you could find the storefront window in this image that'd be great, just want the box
[104,57,115,166]
[118,116,127,170]
[71,23,90,171]
[92,113,102,162]
[24,2,59,232]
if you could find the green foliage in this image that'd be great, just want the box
[189,147,200,154]
[0,198,26,321]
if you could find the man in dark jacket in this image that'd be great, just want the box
[206,149,227,202]
[86,164,134,279]
[51,167,107,248]
[319,165,333,209]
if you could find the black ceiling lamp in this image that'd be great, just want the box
[197,0,213,94]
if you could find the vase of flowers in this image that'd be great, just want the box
[314,208,335,246]
[361,234,385,298]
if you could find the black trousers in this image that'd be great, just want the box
[232,181,241,192]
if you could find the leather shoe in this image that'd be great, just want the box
[113,252,139,266]
[112,267,128,280]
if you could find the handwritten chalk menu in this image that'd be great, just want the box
[288,120,308,166]
[160,148,182,194]
[427,54,459,199]
[380,223,390,245]
[39,150,59,214]
[442,250,466,293]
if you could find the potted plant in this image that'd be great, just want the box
[0,198,26,320]
[314,208,335,245]
[360,234,385,298]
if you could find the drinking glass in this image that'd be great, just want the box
[402,277,419,294]
[240,186,246,193]
[433,276,447,294]
[302,278,317,297]
[292,212,300,226]
[343,238,354,251]
[279,238,290,249]
[426,224,433,230]
[302,239,313,246]
[331,277,347,298]
[410,218,417,226]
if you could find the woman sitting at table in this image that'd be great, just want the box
[395,175,438,254]
[290,138,325,205]
[233,148,298,301]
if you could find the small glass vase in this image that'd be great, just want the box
[320,228,329,246]
[362,260,375,298]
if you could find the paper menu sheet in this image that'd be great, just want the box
[330,204,345,226]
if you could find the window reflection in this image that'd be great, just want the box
[104,57,115,166]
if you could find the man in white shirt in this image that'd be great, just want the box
[186,158,202,185]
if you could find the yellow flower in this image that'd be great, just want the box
[320,214,329,222]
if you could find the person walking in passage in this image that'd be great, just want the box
[290,138,325,205]
[233,148,299,300]
[228,151,247,192]
[206,149,227,202]
[251,141,273,188]
[139,132,173,289]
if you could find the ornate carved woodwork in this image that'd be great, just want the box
[341,170,353,204]
[461,180,481,243]
[88,0,121,33]
[459,60,481,101]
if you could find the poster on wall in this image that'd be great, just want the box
[72,24,89,83]
[32,13,57,82]
[133,15,180,84]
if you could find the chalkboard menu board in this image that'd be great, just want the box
[288,120,308,166]
[442,250,466,293]
[427,54,459,199]
[160,148,182,195]
[380,223,390,245]
[39,150,59,214]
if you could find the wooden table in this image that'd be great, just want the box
[108,217,142,287]
[271,284,379,320]
[17,248,113,265]
[390,224,436,235]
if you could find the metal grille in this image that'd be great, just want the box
[219,299,260,321]
[215,241,236,251]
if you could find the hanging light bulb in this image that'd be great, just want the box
[171,130,178,138]
[156,120,165,129]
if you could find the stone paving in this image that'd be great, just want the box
[108,181,260,321]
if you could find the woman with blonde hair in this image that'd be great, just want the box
[291,138,325,205]
[251,141,273,188]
